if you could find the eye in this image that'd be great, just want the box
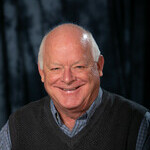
[75,66,85,69]
[50,68,60,71]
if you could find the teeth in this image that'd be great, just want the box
[62,87,77,91]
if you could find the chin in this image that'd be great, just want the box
[58,97,84,110]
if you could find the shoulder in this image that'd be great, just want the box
[9,96,50,122]
[102,89,148,117]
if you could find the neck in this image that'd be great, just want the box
[53,98,96,130]
[58,109,85,130]
[52,93,98,130]
[61,116,76,130]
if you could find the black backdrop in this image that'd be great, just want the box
[0,0,149,128]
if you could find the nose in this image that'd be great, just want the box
[62,67,75,84]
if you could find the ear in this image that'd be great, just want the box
[97,55,104,77]
[38,63,45,83]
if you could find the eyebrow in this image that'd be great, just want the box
[47,60,89,67]
[73,61,84,65]
[50,63,63,66]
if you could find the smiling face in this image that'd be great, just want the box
[38,24,104,114]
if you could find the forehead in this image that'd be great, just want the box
[43,27,93,63]
[45,25,90,48]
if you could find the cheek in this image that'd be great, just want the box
[91,66,100,77]
[45,73,60,85]
[44,74,59,95]
[76,71,100,88]
[87,68,100,82]
[87,72,100,92]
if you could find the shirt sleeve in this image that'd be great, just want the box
[136,111,150,150]
[0,121,11,150]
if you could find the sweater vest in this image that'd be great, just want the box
[9,90,147,150]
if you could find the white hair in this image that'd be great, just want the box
[38,25,101,70]
[88,32,101,62]
[38,34,48,70]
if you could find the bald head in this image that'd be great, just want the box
[38,23,100,70]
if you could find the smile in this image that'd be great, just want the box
[59,86,80,91]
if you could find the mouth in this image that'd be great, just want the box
[59,86,81,91]
[54,84,84,94]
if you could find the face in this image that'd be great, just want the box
[39,29,104,114]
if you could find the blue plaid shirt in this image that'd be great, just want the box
[0,89,150,149]
[50,88,103,137]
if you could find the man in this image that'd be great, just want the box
[0,23,150,150]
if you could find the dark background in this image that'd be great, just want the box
[0,0,149,129]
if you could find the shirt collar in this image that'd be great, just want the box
[50,87,103,126]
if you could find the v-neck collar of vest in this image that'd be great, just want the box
[44,89,110,148]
